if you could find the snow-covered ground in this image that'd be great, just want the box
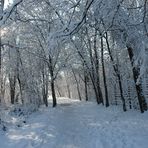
[0,98,148,148]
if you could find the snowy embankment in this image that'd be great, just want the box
[0,98,148,148]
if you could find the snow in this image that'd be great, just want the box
[0,98,148,148]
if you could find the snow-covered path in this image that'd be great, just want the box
[1,98,148,148]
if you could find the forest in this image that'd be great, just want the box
[0,0,148,148]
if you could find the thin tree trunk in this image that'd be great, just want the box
[43,87,48,107]
[71,38,103,104]
[45,78,49,106]
[105,32,126,111]
[127,81,132,109]
[67,84,71,98]
[127,47,147,113]
[8,43,16,104]
[86,28,95,80]
[65,78,71,98]
[0,0,4,104]
[0,28,1,74]
[84,72,88,101]
[9,76,16,104]
[49,57,57,107]
[117,74,127,111]
[16,47,25,104]
[93,28,104,104]
[88,74,103,104]
[101,36,109,107]
[17,75,24,104]
[72,69,82,101]
[42,69,48,107]
[51,79,57,107]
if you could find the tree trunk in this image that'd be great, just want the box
[72,68,82,101]
[93,28,104,105]
[117,74,127,111]
[0,0,4,104]
[42,69,48,107]
[17,75,24,104]
[43,88,48,107]
[15,46,26,104]
[51,79,57,107]
[101,36,109,107]
[86,28,95,80]
[127,47,147,113]
[45,79,49,106]
[84,73,88,101]
[127,81,132,109]
[48,57,57,107]
[67,84,71,98]
[0,29,1,73]
[114,84,118,105]
[65,77,71,98]
[71,38,103,104]
[9,76,16,104]
[105,32,126,111]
